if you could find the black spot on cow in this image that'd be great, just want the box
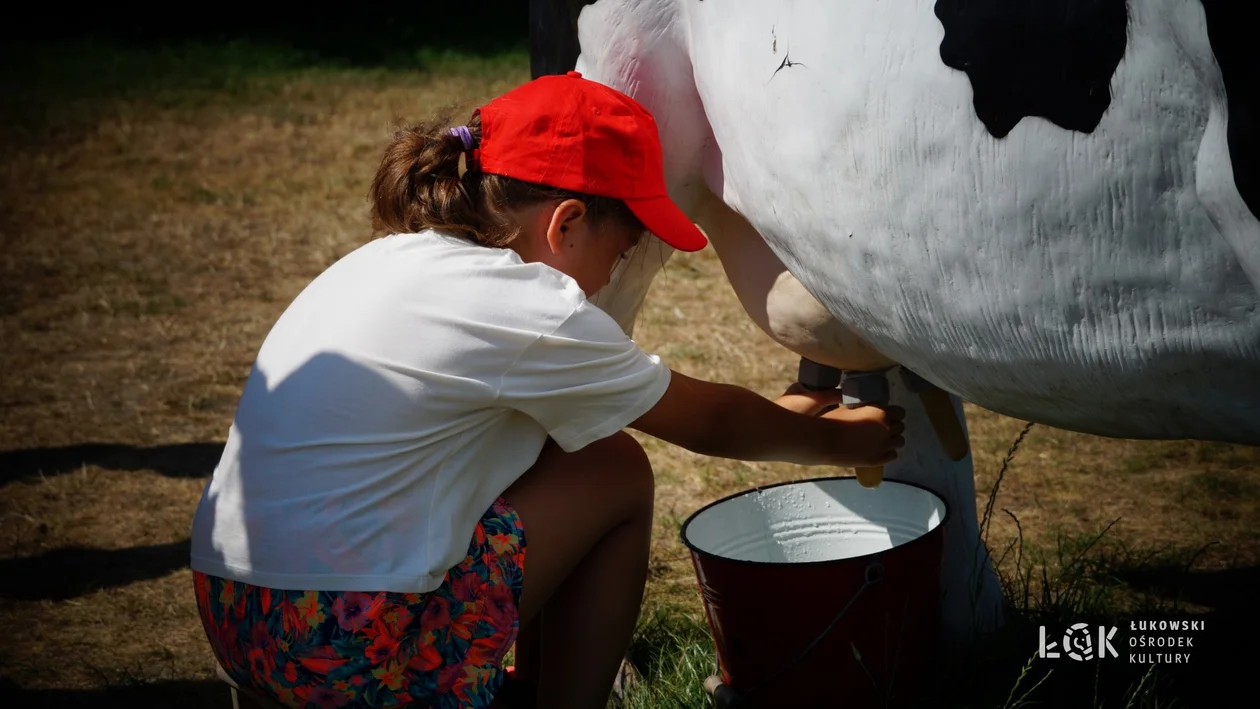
[769,51,807,83]
[935,0,1129,139]
[1200,0,1259,218]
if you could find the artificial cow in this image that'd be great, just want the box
[529,0,1259,646]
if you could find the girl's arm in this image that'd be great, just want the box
[629,370,905,467]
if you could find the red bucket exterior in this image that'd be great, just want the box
[682,477,948,709]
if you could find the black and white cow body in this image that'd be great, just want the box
[530,0,1259,643]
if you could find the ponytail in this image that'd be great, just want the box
[370,112,488,242]
[369,111,644,247]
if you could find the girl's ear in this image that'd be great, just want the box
[544,199,590,253]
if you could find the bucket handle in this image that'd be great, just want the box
[723,560,885,704]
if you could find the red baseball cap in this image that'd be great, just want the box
[473,71,708,252]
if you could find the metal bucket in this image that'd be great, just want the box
[680,476,949,708]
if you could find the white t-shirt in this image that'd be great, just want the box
[189,231,671,593]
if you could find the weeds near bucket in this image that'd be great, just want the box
[999,652,1053,709]
[957,421,1035,653]
[618,609,716,709]
[980,421,1036,548]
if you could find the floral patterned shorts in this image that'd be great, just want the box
[194,497,527,708]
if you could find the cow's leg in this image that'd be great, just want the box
[528,0,596,77]
[695,188,1003,646]
[881,372,1005,646]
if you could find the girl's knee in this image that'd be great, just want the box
[515,432,653,518]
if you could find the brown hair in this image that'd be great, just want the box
[369,111,644,247]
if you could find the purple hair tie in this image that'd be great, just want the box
[449,125,475,151]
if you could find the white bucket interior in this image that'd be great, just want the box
[684,479,946,564]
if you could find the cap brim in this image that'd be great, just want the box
[624,195,708,252]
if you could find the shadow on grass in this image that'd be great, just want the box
[0,677,230,709]
[937,549,1255,708]
[1114,560,1258,616]
[0,539,191,601]
[0,442,223,483]
[941,428,1253,709]
[1104,561,1256,703]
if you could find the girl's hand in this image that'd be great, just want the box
[820,404,907,466]
[775,382,906,466]
[774,382,846,416]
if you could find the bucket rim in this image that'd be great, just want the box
[678,474,951,567]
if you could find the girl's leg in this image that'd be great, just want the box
[500,431,654,709]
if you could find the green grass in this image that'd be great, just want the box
[621,610,718,709]
[1,38,528,94]
[0,38,528,141]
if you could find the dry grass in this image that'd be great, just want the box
[1,45,1257,707]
